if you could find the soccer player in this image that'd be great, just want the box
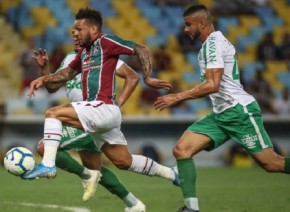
[153,4,290,212]
[33,33,145,210]
[23,7,179,193]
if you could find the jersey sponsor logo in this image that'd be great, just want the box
[208,37,216,62]
[62,127,77,138]
[241,134,257,149]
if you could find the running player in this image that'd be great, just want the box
[154,4,290,212]
[33,30,145,211]
[23,7,179,200]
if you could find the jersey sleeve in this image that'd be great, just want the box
[204,36,224,69]
[101,35,136,56]
[68,49,83,73]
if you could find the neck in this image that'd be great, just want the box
[200,24,215,43]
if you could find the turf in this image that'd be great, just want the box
[0,166,289,212]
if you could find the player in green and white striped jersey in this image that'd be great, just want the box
[154,4,290,212]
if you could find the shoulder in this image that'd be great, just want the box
[64,51,77,58]
[101,34,121,42]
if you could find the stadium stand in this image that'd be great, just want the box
[0,0,290,117]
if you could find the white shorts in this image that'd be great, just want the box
[71,101,127,148]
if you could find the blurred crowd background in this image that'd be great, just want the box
[0,0,290,118]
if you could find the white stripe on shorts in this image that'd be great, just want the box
[243,106,267,148]
[60,133,89,148]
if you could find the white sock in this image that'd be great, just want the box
[123,192,138,207]
[42,118,62,167]
[129,155,174,181]
[81,167,92,180]
[185,197,199,211]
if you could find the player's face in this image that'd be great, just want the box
[183,15,201,42]
[72,28,81,51]
[73,19,92,47]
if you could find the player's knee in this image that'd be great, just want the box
[173,145,188,158]
[111,157,131,170]
[260,161,281,173]
[37,141,44,157]
[45,108,58,118]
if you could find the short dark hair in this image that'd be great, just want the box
[183,4,209,17]
[75,7,103,29]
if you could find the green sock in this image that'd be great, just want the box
[177,158,197,198]
[55,150,85,178]
[100,166,129,199]
[284,157,290,174]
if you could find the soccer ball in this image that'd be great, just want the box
[4,147,35,176]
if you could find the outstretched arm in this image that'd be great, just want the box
[32,48,66,93]
[115,62,140,108]
[134,44,172,90]
[153,68,223,110]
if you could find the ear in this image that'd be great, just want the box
[90,25,99,34]
[199,20,206,29]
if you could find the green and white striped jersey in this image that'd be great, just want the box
[197,31,255,113]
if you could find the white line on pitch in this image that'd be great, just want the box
[2,201,91,212]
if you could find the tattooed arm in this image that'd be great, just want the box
[134,43,172,90]
[28,67,79,98]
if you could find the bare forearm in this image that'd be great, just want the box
[175,81,217,102]
[40,65,51,76]
[39,65,64,93]
[134,44,152,80]
[43,67,77,84]
[118,77,139,107]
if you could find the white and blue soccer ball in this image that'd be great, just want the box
[4,147,35,176]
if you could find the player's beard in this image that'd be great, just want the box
[79,34,91,47]
[191,31,200,43]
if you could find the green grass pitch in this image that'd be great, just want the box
[0,166,289,212]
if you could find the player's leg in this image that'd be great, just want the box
[79,148,145,210]
[101,141,179,185]
[224,102,290,174]
[99,166,145,211]
[251,147,290,173]
[22,104,81,179]
[173,131,212,212]
[78,150,102,201]
[174,111,229,212]
[72,102,179,184]
[37,140,91,180]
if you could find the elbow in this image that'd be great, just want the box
[207,83,220,94]
[211,86,220,93]
[134,75,140,84]
[47,89,57,94]
[44,85,57,94]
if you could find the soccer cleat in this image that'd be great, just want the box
[124,199,146,212]
[177,206,199,212]
[21,163,57,180]
[172,166,180,186]
[82,170,102,202]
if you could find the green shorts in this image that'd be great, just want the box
[60,126,101,153]
[187,101,272,154]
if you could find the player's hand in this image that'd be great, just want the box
[144,77,173,90]
[28,76,45,98]
[153,94,178,111]
[32,48,49,68]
